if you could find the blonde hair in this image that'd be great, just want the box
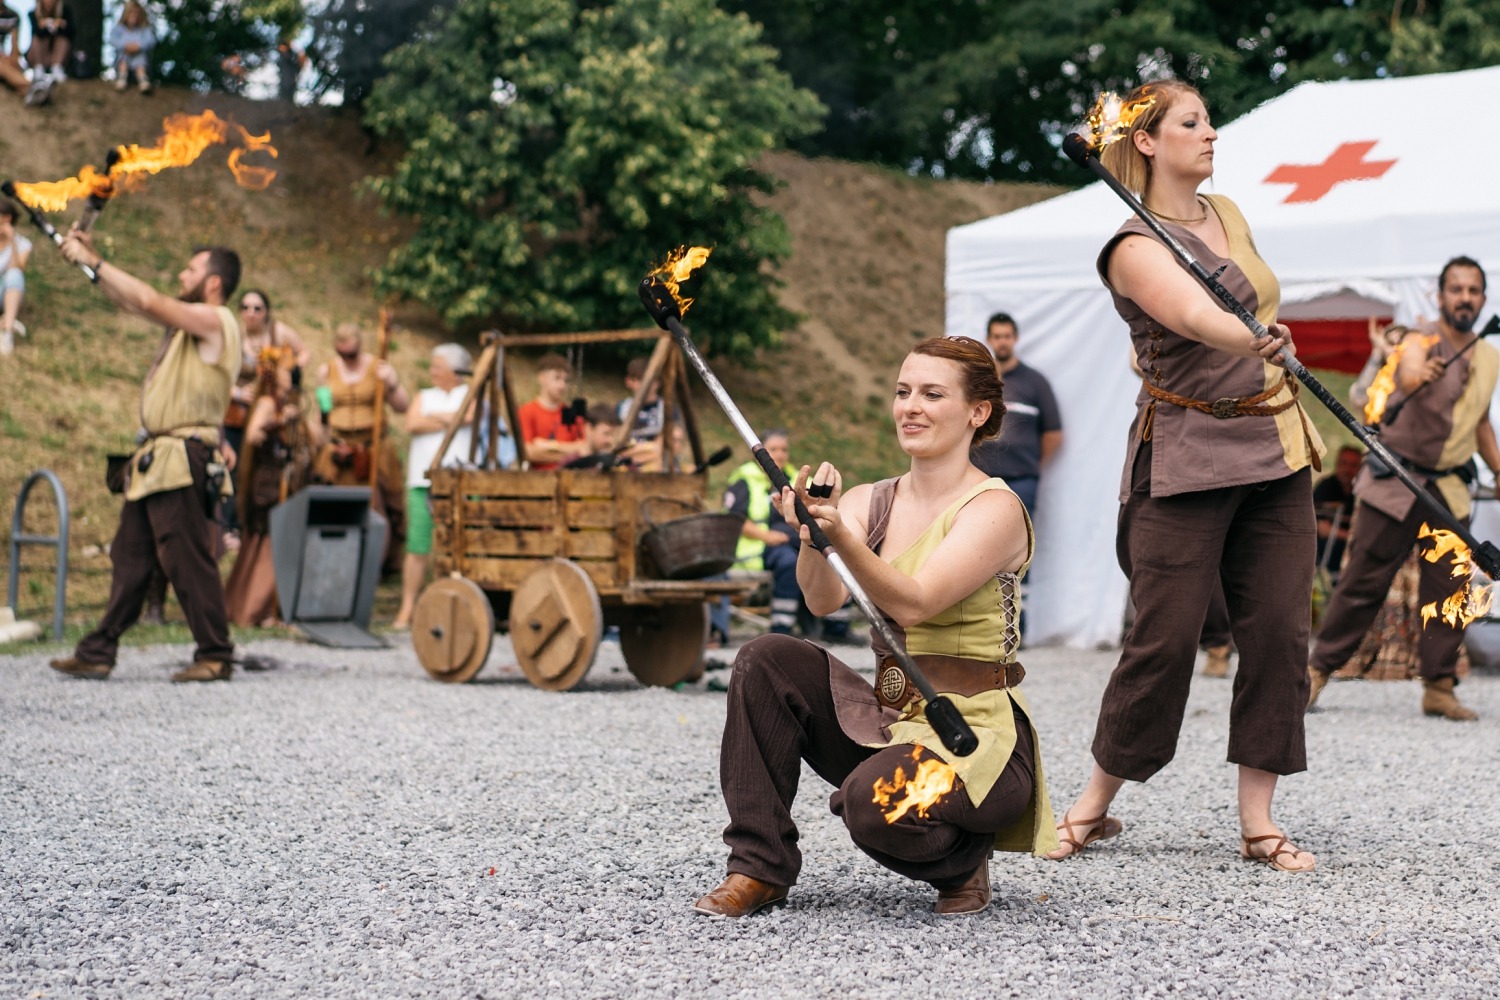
[1098,80,1205,196]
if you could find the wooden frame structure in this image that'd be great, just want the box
[410,329,754,691]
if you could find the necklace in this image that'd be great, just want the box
[1145,198,1208,224]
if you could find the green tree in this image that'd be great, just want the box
[304,0,458,108]
[364,0,823,358]
[729,0,1500,186]
[150,0,297,93]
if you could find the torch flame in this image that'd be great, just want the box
[11,111,279,212]
[647,245,711,316]
[1417,523,1495,628]
[1080,89,1159,153]
[871,745,958,825]
[1363,334,1440,425]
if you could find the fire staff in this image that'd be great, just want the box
[49,228,243,683]
[1309,257,1499,721]
[694,337,1058,919]
[1046,81,1322,873]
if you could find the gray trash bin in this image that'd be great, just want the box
[269,486,388,648]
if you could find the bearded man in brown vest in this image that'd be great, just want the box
[1309,257,1499,720]
[50,230,243,683]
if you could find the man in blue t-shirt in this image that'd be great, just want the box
[971,312,1063,518]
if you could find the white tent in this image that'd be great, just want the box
[945,65,1500,649]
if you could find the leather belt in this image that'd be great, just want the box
[875,654,1025,711]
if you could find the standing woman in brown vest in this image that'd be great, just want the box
[1046,80,1323,872]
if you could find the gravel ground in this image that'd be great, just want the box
[2,632,1497,999]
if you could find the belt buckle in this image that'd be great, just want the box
[877,662,912,709]
[1210,397,1239,419]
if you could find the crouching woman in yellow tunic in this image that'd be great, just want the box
[694,336,1058,919]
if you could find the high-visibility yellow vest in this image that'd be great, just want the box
[727,459,795,572]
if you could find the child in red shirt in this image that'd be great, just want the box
[518,353,589,470]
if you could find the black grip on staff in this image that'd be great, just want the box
[1062,132,1500,579]
[0,180,100,284]
[638,276,980,757]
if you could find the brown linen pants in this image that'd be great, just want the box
[1310,488,1467,683]
[76,440,235,667]
[720,634,1035,890]
[1094,445,1313,782]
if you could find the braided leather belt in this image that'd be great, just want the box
[875,654,1026,711]
[1144,371,1299,419]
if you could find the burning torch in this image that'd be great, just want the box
[3,111,277,285]
[638,249,980,758]
[1062,106,1500,580]
[3,148,122,283]
[1,176,104,283]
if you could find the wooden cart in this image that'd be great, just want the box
[410,328,756,689]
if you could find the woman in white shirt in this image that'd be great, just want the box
[393,343,476,629]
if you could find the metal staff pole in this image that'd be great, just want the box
[638,276,980,757]
[0,181,99,284]
[1061,131,1500,578]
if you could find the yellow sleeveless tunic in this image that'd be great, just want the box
[864,479,1059,856]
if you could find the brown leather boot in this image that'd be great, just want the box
[1421,676,1477,721]
[49,656,112,680]
[1202,645,1230,678]
[1306,666,1330,711]
[171,659,233,683]
[693,874,788,917]
[934,853,992,916]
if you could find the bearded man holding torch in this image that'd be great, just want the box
[49,224,244,683]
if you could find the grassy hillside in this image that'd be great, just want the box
[0,82,1064,636]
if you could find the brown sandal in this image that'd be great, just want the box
[1046,811,1123,860]
[1240,833,1316,873]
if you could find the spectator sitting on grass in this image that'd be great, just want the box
[109,1,155,93]
[0,200,31,356]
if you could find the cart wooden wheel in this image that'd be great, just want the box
[620,602,709,687]
[508,558,603,691]
[412,576,494,684]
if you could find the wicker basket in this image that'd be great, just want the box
[639,496,742,580]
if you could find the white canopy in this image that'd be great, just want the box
[945,65,1500,649]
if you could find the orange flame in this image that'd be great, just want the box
[1417,523,1495,628]
[1080,90,1159,153]
[11,111,278,212]
[1363,333,1440,425]
[648,245,711,316]
[871,745,957,825]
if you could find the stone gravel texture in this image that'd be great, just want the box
[2,634,1497,999]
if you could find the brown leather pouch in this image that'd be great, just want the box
[105,454,132,495]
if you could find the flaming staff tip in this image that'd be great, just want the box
[1417,522,1495,628]
[871,745,958,825]
[647,245,712,316]
[1079,89,1158,155]
[11,110,279,214]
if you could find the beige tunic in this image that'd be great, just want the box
[126,306,241,502]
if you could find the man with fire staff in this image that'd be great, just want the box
[1308,257,1498,721]
[1045,81,1322,873]
[694,336,1057,919]
[49,231,243,683]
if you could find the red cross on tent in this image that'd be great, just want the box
[1263,141,1397,203]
